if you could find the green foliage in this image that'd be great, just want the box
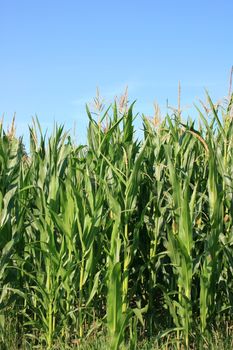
[0,94,232,349]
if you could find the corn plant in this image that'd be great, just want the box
[0,92,232,349]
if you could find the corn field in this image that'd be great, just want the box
[0,92,233,349]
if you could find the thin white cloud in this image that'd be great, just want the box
[71,80,141,106]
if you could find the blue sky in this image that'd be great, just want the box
[0,0,232,144]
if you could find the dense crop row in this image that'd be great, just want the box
[0,93,232,349]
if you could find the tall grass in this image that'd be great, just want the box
[0,92,232,349]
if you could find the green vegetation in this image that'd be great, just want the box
[0,92,232,349]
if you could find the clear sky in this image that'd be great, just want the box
[0,0,232,144]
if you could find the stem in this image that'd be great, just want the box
[122,223,129,313]
[46,259,53,349]
[79,258,85,338]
